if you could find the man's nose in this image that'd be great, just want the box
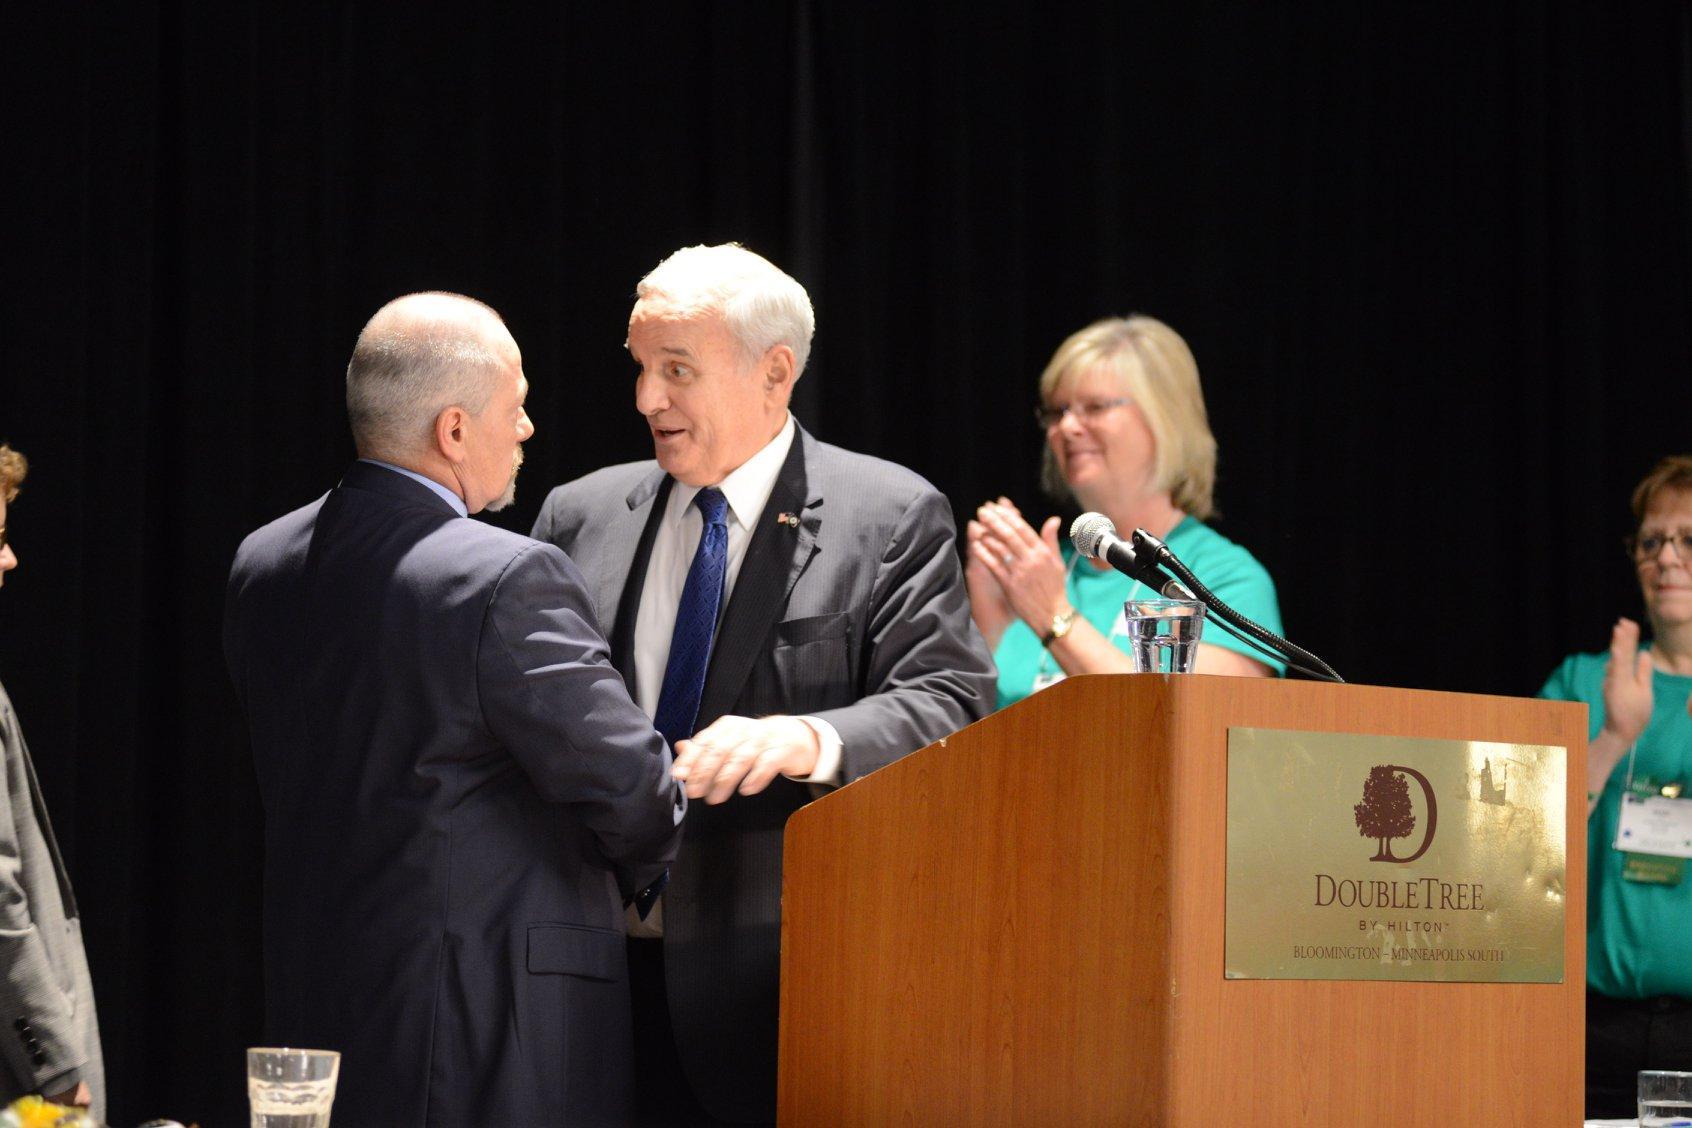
[634,371,667,416]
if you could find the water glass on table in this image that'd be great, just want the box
[1123,598,1206,674]
[247,1047,339,1128]
[1641,1069,1692,1126]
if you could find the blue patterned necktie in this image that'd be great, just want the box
[653,487,730,747]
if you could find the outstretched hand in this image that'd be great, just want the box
[672,714,820,804]
[44,1082,91,1109]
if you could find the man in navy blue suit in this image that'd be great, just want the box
[225,293,685,1127]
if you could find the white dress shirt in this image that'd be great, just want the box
[633,413,842,785]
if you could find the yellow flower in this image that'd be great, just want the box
[5,1095,78,1128]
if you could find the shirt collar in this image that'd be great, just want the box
[672,413,797,530]
[358,459,469,517]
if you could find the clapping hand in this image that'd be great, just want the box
[967,498,1067,636]
[1601,617,1655,746]
[964,504,1016,648]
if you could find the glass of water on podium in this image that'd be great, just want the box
[248,1047,340,1128]
[1123,599,1206,674]
[1641,1070,1692,1126]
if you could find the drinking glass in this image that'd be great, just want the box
[1122,599,1207,674]
[247,1047,339,1128]
[1640,1070,1692,1126]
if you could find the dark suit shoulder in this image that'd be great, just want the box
[451,520,559,577]
[230,494,327,577]
[233,487,550,588]
[807,438,947,513]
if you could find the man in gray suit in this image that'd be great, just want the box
[531,245,995,1124]
[225,294,685,1127]
[0,445,104,1121]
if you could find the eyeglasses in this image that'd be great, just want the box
[1625,529,1692,564]
[1033,396,1132,430]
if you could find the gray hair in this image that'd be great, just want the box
[345,292,510,458]
[636,244,816,376]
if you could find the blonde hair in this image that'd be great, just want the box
[0,444,26,503]
[1038,315,1217,520]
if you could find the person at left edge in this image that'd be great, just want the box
[0,445,104,1122]
[223,293,684,1127]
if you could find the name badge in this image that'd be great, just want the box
[1615,793,1692,859]
[1031,669,1067,693]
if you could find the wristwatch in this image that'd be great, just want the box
[1041,605,1077,648]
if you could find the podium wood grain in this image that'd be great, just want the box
[779,674,1587,1126]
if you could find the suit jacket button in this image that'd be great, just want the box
[29,1051,45,1066]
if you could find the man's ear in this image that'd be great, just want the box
[434,405,469,464]
[763,345,797,399]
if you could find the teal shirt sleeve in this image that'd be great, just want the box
[1162,519,1285,675]
[1536,652,1605,740]
[1535,654,1580,701]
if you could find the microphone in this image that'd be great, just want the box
[1069,513,1193,598]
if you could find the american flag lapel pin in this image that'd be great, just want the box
[776,512,800,528]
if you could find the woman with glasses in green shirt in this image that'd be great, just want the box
[1538,454,1692,1120]
[966,315,1284,710]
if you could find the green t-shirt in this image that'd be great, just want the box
[993,516,1285,710]
[1539,649,1692,999]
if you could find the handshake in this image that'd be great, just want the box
[670,714,829,803]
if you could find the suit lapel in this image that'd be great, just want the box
[611,471,673,687]
[696,430,822,725]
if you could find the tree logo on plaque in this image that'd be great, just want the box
[1353,764,1438,863]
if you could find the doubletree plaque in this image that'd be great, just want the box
[1224,727,1566,983]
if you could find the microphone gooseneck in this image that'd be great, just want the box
[1128,528,1344,683]
[1068,512,1343,681]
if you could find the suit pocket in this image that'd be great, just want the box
[526,923,624,982]
[770,613,852,712]
[775,613,850,647]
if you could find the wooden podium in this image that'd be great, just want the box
[778,674,1587,1125]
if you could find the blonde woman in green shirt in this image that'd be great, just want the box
[966,315,1283,710]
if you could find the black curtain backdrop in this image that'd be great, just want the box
[2,4,1689,1123]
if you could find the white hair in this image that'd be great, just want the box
[345,292,510,459]
[636,243,816,376]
